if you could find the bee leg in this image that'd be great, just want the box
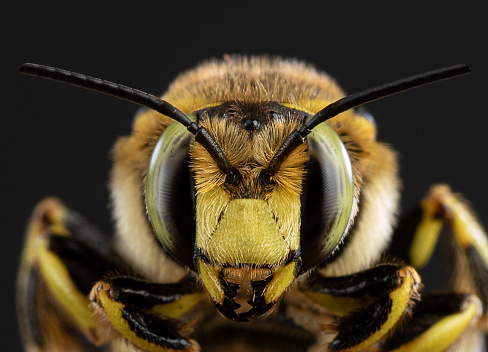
[89,276,201,352]
[386,184,488,350]
[17,198,123,351]
[305,263,421,352]
[381,292,482,352]
[390,185,488,320]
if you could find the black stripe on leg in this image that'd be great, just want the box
[105,276,197,309]
[388,205,424,264]
[329,295,392,351]
[23,269,43,346]
[465,245,488,310]
[22,269,106,352]
[62,209,119,259]
[47,234,123,296]
[382,293,472,350]
[308,264,403,297]
[121,307,193,351]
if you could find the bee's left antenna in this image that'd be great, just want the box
[20,63,241,185]
[20,63,198,133]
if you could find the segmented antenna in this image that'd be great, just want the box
[20,63,197,132]
[20,63,240,184]
[263,64,470,179]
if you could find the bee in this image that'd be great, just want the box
[17,56,488,352]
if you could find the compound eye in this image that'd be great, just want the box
[146,120,196,268]
[300,123,354,272]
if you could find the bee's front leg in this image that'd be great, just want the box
[89,277,201,352]
[304,263,421,352]
[382,292,481,352]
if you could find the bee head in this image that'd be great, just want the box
[146,100,357,321]
[143,62,470,320]
[20,61,470,322]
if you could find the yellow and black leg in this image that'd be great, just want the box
[17,198,201,352]
[387,184,488,350]
[382,292,481,351]
[89,276,201,352]
[17,198,120,351]
[390,185,488,298]
[304,263,421,352]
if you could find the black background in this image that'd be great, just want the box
[2,2,488,350]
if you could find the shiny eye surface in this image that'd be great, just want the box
[300,122,354,272]
[146,120,196,268]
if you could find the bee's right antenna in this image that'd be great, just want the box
[262,64,471,182]
[20,63,241,185]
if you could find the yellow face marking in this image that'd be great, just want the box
[37,234,98,330]
[191,114,306,266]
[195,187,229,250]
[264,261,296,304]
[198,259,224,305]
[202,198,297,265]
[390,296,481,352]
